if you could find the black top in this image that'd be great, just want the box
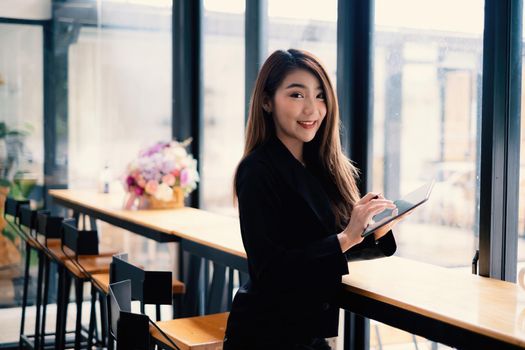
[224,134,397,345]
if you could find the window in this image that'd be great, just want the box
[0,22,44,341]
[370,0,484,348]
[68,0,172,191]
[67,0,175,288]
[267,0,337,83]
[373,0,484,268]
[201,0,245,216]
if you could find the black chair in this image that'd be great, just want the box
[17,205,50,350]
[54,217,115,350]
[3,197,43,350]
[110,254,173,318]
[108,255,228,350]
[108,279,151,350]
[33,210,65,350]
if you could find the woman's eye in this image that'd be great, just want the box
[290,92,304,98]
[317,93,325,100]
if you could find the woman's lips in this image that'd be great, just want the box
[297,120,317,129]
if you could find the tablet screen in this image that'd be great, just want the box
[361,181,434,238]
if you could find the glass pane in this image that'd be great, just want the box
[371,0,484,348]
[201,1,245,216]
[67,0,175,284]
[0,22,44,342]
[267,0,337,83]
[68,1,172,191]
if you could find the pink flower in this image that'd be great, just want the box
[145,180,158,195]
[162,174,175,186]
[172,169,180,178]
[134,186,144,196]
[180,169,189,186]
[137,177,146,188]
[126,176,135,186]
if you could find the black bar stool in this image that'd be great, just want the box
[107,255,228,350]
[34,210,64,349]
[3,197,41,350]
[54,217,116,350]
[18,205,51,350]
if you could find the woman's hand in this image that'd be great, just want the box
[337,192,396,252]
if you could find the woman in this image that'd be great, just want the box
[224,49,407,349]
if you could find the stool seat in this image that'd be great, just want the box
[44,243,118,262]
[91,272,185,295]
[150,312,228,350]
[91,273,110,294]
[172,279,185,294]
[64,256,112,278]
[26,235,43,249]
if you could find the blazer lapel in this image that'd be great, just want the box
[262,134,337,235]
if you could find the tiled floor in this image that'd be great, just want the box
[0,300,173,344]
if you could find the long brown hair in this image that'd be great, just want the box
[233,49,361,229]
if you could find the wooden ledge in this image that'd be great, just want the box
[150,312,228,350]
[91,273,185,296]
[64,256,112,278]
[341,256,525,348]
[91,273,110,294]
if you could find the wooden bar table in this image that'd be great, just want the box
[49,189,525,349]
[340,257,525,349]
[49,189,247,316]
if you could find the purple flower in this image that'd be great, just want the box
[180,168,189,186]
[139,142,168,157]
[134,187,144,196]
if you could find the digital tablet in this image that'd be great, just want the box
[361,180,434,238]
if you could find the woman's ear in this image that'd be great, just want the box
[262,96,272,113]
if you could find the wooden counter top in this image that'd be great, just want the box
[343,256,525,348]
[49,189,246,258]
[50,189,525,348]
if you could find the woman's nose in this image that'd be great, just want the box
[303,97,315,116]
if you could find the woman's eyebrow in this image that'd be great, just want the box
[284,82,323,90]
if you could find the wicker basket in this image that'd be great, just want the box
[142,187,185,209]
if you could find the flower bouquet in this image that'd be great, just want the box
[122,138,199,210]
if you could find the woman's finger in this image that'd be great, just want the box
[364,200,396,212]
[364,204,395,224]
[357,192,382,205]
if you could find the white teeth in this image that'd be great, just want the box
[298,121,315,125]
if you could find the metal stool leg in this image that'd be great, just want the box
[87,285,97,348]
[55,267,72,350]
[99,291,108,347]
[34,251,44,350]
[74,278,84,350]
[54,264,64,350]
[39,256,51,350]
[156,304,161,321]
[19,242,32,348]
[172,294,182,319]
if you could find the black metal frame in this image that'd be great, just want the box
[337,0,374,194]
[172,0,203,209]
[337,1,375,349]
[479,0,523,281]
[244,0,267,123]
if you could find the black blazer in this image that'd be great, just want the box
[225,133,397,345]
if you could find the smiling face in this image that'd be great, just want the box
[264,69,327,154]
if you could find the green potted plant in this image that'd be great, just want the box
[0,121,34,199]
